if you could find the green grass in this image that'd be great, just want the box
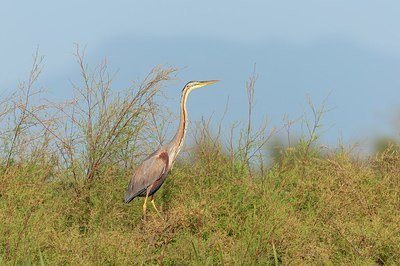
[1,142,399,265]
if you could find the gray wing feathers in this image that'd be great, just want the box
[124,150,168,203]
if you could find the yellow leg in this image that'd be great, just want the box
[151,196,164,220]
[143,190,150,219]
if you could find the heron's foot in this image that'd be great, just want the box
[151,198,164,221]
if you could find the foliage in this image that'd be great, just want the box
[0,51,399,265]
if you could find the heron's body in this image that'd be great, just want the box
[124,80,219,217]
[124,147,169,202]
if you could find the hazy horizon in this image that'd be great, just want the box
[2,1,400,150]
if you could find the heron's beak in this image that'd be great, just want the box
[197,80,220,88]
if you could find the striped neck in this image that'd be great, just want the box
[171,87,190,160]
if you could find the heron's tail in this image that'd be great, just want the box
[124,192,135,203]
[124,187,136,203]
[124,181,145,203]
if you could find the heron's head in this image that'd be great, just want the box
[183,80,219,93]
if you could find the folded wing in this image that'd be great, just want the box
[124,149,169,203]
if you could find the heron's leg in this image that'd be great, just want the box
[143,189,151,219]
[151,195,163,220]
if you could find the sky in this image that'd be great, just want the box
[1,1,400,150]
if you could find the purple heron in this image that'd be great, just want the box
[124,80,219,218]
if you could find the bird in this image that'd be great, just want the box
[124,80,219,218]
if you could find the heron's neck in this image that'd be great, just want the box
[171,89,190,157]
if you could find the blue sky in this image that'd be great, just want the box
[2,1,400,149]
